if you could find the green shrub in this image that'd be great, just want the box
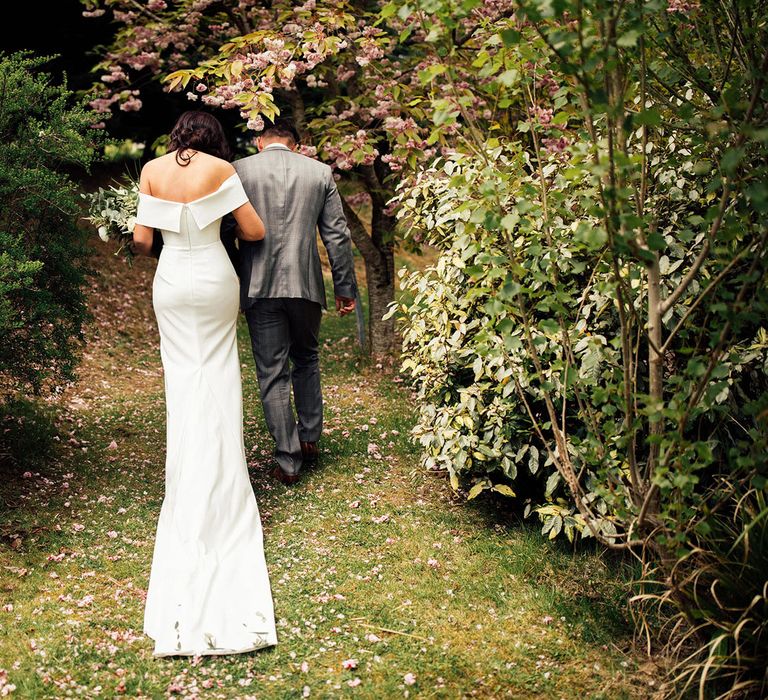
[0,52,98,394]
[388,0,768,693]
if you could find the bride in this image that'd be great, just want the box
[132,111,278,656]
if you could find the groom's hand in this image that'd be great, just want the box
[336,295,355,316]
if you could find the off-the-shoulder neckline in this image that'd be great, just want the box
[139,172,239,206]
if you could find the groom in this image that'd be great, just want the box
[232,119,357,485]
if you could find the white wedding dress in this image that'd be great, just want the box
[135,173,278,657]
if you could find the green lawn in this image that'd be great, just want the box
[0,246,658,698]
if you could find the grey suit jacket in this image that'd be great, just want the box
[232,145,357,310]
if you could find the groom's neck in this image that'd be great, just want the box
[260,138,295,151]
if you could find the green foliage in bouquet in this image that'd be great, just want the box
[0,52,98,394]
[83,176,139,259]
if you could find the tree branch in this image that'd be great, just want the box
[659,198,718,317]
[660,241,752,353]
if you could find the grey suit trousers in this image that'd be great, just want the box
[245,298,323,475]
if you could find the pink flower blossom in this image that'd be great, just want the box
[119,95,142,112]
[667,0,700,12]
[529,105,553,126]
[247,116,265,132]
[0,668,16,696]
[297,144,317,158]
[201,94,225,107]
[403,672,416,685]
[542,136,570,154]
[342,658,358,670]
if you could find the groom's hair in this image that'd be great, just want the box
[261,118,300,146]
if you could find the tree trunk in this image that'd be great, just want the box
[341,198,397,358]
[283,89,306,136]
[366,233,396,357]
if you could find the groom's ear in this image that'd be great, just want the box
[256,137,263,152]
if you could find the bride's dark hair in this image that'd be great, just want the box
[168,111,232,166]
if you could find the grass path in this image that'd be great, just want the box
[0,246,659,698]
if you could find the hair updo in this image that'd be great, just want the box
[168,111,232,166]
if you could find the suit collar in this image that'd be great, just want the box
[263,143,291,151]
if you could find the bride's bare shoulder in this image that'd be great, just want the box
[145,152,177,165]
[140,152,235,192]
[139,152,176,175]
[196,152,236,176]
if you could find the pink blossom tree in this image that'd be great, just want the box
[83,0,472,356]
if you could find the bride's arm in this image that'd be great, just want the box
[232,201,265,241]
[133,166,155,256]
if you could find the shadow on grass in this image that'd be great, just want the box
[0,397,61,494]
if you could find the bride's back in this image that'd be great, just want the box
[143,151,235,203]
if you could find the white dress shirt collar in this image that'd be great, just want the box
[263,142,291,151]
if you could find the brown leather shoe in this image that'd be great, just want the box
[270,466,300,485]
[300,441,319,463]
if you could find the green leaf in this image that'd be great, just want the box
[380,1,398,19]
[575,223,607,250]
[617,29,641,47]
[721,147,745,174]
[528,445,540,474]
[545,470,561,497]
[501,212,519,231]
[492,484,516,497]
[419,63,447,85]
[397,3,413,20]
[647,230,666,251]
[467,482,486,500]
[634,108,661,127]
[498,69,519,87]
[538,318,559,335]
[500,29,521,46]
[472,51,490,69]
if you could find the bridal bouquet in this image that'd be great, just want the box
[83,176,139,259]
